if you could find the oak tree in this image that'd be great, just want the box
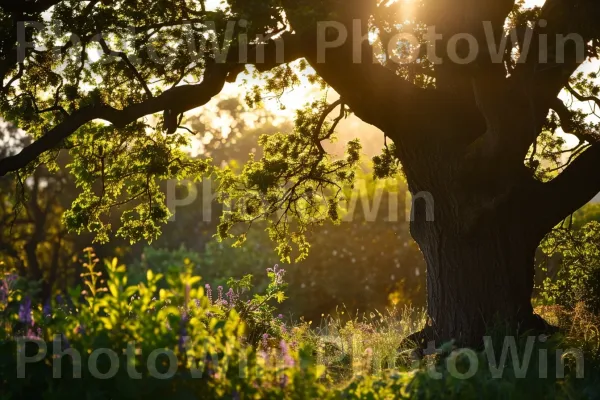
[1,0,600,346]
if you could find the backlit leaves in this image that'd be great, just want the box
[215,101,361,263]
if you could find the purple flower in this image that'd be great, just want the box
[276,271,285,285]
[26,328,39,339]
[261,333,269,350]
[268,265,286,285]
[43,300,52,317]
[178,326,188,353]
[205,284,212,304]
[18,296,33,326]
[181,308,189,322]
[217,286,223,303]
[280,339,295,367]
[226,288,237,304]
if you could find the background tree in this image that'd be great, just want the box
[0,130,129,298]
[1,0,600,346]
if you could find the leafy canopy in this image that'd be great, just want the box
[1,0,600,262]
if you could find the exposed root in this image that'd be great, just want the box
[400,313,561,359]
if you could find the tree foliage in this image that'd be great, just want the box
[0,0,599,260]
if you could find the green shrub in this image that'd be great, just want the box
[0,251,599,400]
[540,222,600,314]
[0,251,327,399]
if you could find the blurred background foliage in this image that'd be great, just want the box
[0,97,426,322]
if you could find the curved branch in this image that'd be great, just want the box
[313,99,344,154]
[0,65,230,176]
[0,31,310,177]
[538,143,600,232]
[550,97,576,134]
[507,0,600,160]
[97,37,153,99]
[566,82,600,110]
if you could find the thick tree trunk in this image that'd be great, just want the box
[399,142,561,347]
[410,213,546,347]
[391,120,556,347]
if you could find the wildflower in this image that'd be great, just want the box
[217,286,223,303]
[275,270,286,285]
[226,288,237,304]
[205,284,212,304]
[18,296,33,326]
[269,265,286,285]
[178,326,188,354]
[43,300,51,317]
[280,339,295,367]
[261,333,269,350]
[278,314,283,319]
[26,328,39,339]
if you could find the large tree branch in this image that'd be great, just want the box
[0,65,230,176]
[507,0,600,161]
[538,143,600,232]
[0,32,309,177]
[280,2,439,147]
